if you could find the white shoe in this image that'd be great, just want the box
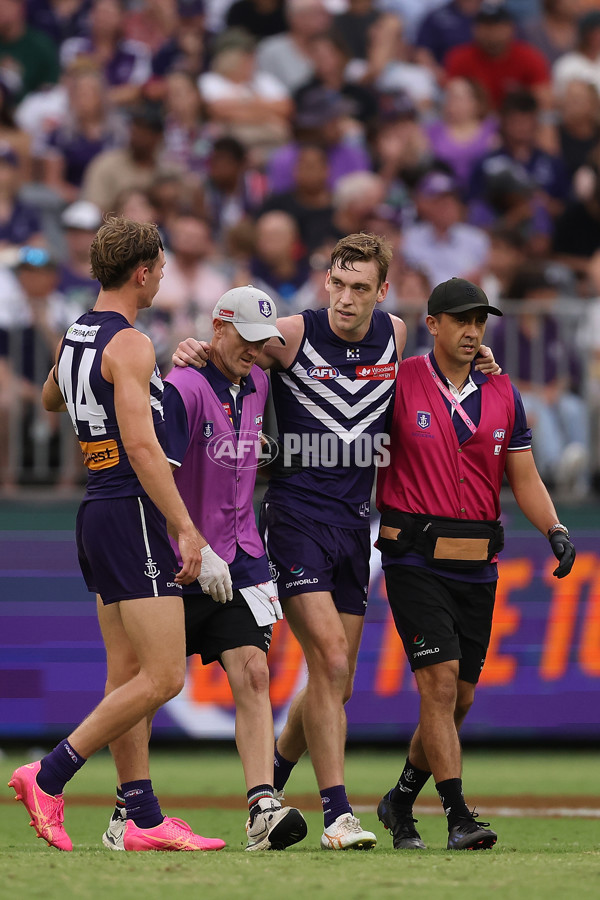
[102,807,127,851]
[245,801,307,851]
[320,813,377,851]
[275,789,285,804]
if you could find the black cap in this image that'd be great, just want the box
[428,278,503,316]
[476,2,513,24]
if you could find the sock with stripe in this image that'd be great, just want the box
[122,779,163,829]
[247,784,276,824]
[36,740,87,796]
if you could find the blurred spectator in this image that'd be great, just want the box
[256,0,331,93]
[480,225,527,305]
[469,91,570,219]
[556,79,600,178]
[327,170,385,241]
[0,245,79,489]
[112,185,159,222]
[553,8,600,97]
[356,13,438,112]
[294,31,376,128]
[333,0,388,62]
[521,0,581,65]
[226,0,287,40]
[259,143,333,251]
[415,0,481,70]
[198,28,291,160]
[386,262,432,356]
[150,0,207,81]
[425,76,498,191]
[494,261,589,494]
[552,154,600,282]
[26,0,92,52]
[38,63,127,204]
[60,0,152,109]
[444,2,551,111]
[376,1,446,43]
[401,169,490,286]
[148,213,230,363]
[57,200,101,312]
[80,101,171,212]
[161,70,210,182]
[267,87,371,194]
[0,145,43,250]
[195,135,266,239]
[148,172,190,242]
[583,249,600,493]
[122,0,179,54]
[0,78,32,181]
[371,91,432,197]
[246,209,311,313]
[0,0,60,102]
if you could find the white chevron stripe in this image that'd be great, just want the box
[302,336,396,395]
[279,374,391,443]
[288,364,395,419]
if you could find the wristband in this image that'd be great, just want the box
[547,523,569,539]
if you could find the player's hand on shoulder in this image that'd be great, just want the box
[475,344,502,376]
[172,338,210,369]
[197,545,233,603]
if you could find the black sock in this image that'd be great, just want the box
[389,757,431,808]
[435,778,471,829]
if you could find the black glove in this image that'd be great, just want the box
[549,532,576,578]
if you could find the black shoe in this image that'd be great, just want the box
[377,792,426,849]
[447,812,497,850]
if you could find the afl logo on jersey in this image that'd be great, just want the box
[307,365,340,380]
[493,429,506,441]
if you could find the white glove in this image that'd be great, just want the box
[197,544,233,603]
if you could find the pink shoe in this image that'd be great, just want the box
[8,761,73,851]
[123,816,226,851]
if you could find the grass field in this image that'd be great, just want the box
[1,746,598,900]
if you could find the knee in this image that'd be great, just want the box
[152,666,186,705]
[311,645,349,690]
[242,652,270,697]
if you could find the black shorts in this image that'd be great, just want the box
[184,587,273,667]
[259,502,370,615]
[384,565,497,684]
[76,496,182,605]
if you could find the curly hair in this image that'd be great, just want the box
[330,232,393,288]
[90,216,163,290]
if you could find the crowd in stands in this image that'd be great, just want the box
[1,0,599,497]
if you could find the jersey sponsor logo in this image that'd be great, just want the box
[355,363,396,380]
[66,323,101,343]
[307,365,341,380]
[255,414,263,425]
[203,421,214,438]
[285,576,318,589]
[494,444,502,455]
[413,634,425,646]
[259,299,272,318]
[290,564,304,576]
[166,582,183,590]
[413,647,440,658]
[144,558,160,579]
[79,439,119,469]
[493,429,506,441]
[359,501,370,518]
[346,348,359,359]
[417,411,431,430]
[218,308,235,318]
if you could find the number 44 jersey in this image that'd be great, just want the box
[56,310,166,499]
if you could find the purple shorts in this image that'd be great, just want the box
[259,502,370,616]
[76,496,183,605]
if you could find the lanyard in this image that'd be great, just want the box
[423,354,477,436]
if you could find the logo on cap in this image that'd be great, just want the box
[219,308,234,318]
[259,299,272,318]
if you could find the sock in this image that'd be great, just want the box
[36,740,87,796]
[389,757,432,808]
[247,784,275,824]
[435,777,471,829]
[321,785,352,829]
[273,747,296,792]
[122,779,163,829]
[112,786,125,820]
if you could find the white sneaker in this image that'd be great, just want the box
[320,813,377,851]
[245,801,307,851]
[102,807,127,851]
[275,789,285,804]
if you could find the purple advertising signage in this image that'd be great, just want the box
[1,524,599,740]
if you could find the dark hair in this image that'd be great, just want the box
[330,232,393,288]
[501,90,538,116]
[90,216,163,290]
[211,136,247,162]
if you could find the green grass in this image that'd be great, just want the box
[1,747,599,900]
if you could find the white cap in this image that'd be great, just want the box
[61,201,102,231]
[212,285,285,344]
